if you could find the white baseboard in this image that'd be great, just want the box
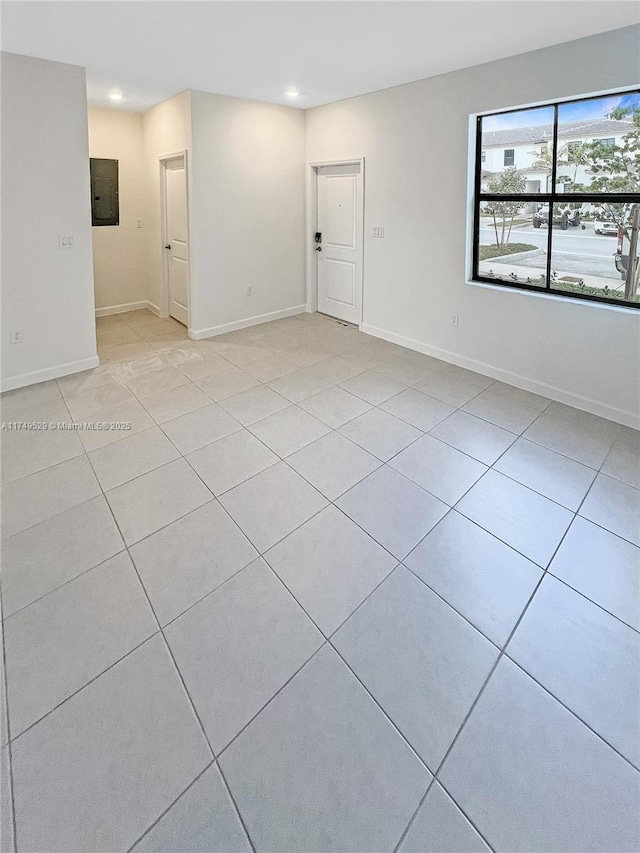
[147,302,162,317]
[95,301,149,317]
[190,305,307,340]
[1,356,100,393]
[361,323,639,430]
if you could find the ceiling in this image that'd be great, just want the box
[2,1,639,112]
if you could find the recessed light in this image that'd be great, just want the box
[109,91,123,102]
[285,88,300,98]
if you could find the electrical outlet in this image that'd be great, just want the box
[246,286,253,296]
[59,235,75,249]
[372,226,385,238]
[451,313,459,328]
[10,329,24,344]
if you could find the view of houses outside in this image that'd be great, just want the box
[476,91,640,304]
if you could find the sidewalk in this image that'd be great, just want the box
[478,259,625,293]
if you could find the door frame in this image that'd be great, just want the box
[159,150,191,326]
[305,157,365,326]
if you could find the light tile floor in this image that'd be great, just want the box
[1,308,639,852]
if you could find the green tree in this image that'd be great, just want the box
[582,105,640,296]
[530,140,592,188]
[483,168,527,246]
[563,142,593,186]
[585,105,640,194]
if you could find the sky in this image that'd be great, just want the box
[483,90,640,132]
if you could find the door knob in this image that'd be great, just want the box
[165,244,171,250]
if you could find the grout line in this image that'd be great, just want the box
[1,464,102,540]
[0,444,88,491]
[0,595,18,853]
[3,331,632,607]
[10,349,632,631]
[7,629,162,745]
[403,554,640,765]
[3,312,639,853]
[328,638,433,772]
[389,405,634,849]
[400,558,503,651]
[215,761,258,853]
[214,643,328,763]
[158,556,258,630]
[123,758,216,853]
[58,394,220,768]
[450,499,561,571]
[393,773,497,853]
[323,563,400,642]
[546,569,639,635]
[391,777,437,853]
[391,572,549,851]
[501,653,640,773]
[338,415,428,466]
[429,515,576,767]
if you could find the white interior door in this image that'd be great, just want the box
[164,156,189,326]
[316,163,363,325]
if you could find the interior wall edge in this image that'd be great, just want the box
[189,303,307,340]
[95,300,150,317]
[361,322,640,430]
[1,356,100,394]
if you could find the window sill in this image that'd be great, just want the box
[466,278,640,314]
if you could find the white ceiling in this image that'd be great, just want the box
[2,1,639,112]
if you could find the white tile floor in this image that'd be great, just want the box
[1,308,639,853]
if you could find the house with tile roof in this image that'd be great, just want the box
[480,118,632,193]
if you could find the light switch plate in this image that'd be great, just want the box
[372,226,385,238]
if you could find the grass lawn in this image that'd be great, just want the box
[482,271,640,302]
[479,243,537,261]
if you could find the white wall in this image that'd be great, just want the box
[1,52,97,390]
[189,90,306,336]
[305,25,640,427]
[141,91,192,315]
[88,107,148,313]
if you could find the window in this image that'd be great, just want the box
[473,90,640,308]
[481,150,486,163]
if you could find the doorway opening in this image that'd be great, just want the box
[307,159,364,326]
[88,110,191,366]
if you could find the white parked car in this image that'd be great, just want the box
[593,218,619,235]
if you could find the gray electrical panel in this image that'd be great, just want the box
[90,158,119,226]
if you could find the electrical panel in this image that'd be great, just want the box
[90,158,119,226]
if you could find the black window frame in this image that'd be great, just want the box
[472,90,640,310]
[503,148,515,167]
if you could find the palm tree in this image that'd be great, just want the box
[529,142,554,191]
[564,142,592,188]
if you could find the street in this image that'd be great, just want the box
[479,224,618,258]
[479,224,620,279]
